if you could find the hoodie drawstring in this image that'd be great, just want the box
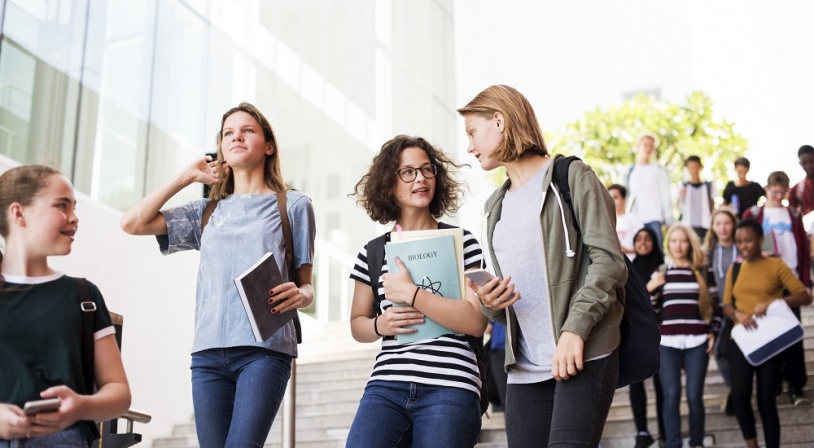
[550,183,576,258]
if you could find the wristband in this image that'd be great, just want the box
[373,315,382,337]
[411,286,421,307]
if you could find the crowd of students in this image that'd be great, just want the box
[1,88,811,448]
[612,141,814,448]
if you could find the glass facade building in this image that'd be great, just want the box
[0,0,456,322]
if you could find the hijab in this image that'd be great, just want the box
[630,227,664,281]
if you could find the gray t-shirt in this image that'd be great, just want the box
[493,164,557,384]
[158,191,316,356]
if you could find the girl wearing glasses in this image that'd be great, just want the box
[346,135,487,447]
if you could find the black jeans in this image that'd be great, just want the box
[629,375,665,439]
[729,343,782,448]
[782,305,807,394]
[505,350,618,447]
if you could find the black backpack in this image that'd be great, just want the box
[553,156,661,388]
[365,223,491,415]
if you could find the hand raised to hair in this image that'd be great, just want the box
[187,156,228,186]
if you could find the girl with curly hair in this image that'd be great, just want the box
[346,135,486,447]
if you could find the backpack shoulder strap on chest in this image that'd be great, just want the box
[365,233,389,315]
[553,155,582,235]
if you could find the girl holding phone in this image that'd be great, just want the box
[0,165,130,447]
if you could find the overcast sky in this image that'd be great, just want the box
[453,0,813,198]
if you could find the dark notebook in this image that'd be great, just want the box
[234,252,295,342]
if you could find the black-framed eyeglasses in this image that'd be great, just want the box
[396,163,437,183]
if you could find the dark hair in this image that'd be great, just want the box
[733,157,750,169]
[208,102,286,200]
[607,183,627,198]
[631,227,664,281]
[351,135,466,224]
[766,171,790,189]
[0,165,62,287]
[685,155,702,166]
[737,219,764,238]
[799,145,814,158]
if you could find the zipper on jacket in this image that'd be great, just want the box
[539,186,559,348]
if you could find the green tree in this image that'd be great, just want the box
[547,91,748,188]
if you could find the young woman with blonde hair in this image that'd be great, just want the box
[649,223,720,448]
[458,85,626,447]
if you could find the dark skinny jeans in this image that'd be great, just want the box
[728,342,782,448]
[505,350,618,447]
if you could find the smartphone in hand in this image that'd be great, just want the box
[464,269,496,287]
[23,398,61,415]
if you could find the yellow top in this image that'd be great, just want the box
[723,257,805,315]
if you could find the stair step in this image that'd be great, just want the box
[151,307,814,447]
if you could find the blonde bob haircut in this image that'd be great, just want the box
[457,85,548,163]
[665,223,713,322]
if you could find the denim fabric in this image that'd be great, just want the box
[658,343,709,448]
[345,380,481,448]
[0,425,87,448]
[644,221,663,247]
[504,350,618,447]
[191,346,291,448]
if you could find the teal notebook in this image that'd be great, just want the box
[385,234,461,343]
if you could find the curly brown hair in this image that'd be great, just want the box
[351,135,467,224]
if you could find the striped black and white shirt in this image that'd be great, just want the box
[653,264,721,350]
[349,227,484,395]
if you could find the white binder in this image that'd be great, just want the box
[731,299,805,366]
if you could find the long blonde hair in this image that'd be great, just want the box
[208,103,287,200]
[665,223,713,321]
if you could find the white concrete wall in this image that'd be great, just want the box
[0,155,198,446]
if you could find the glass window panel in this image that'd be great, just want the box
[0,37,78,172]
[146,0,209,206]
[4,0,88,80]
[73,0,156,211]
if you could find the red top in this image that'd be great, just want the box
[789,177,814,216]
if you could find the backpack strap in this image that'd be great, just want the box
[365,233,390,315]
[730,262,741,308]
[201,199,218,232]
[76,278,96,394]
[552,155,582,235]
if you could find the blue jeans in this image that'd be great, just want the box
[658,343,709,448]
[345,381,482,448]
[0,426,87,447]
[504,350,619,447]
[191,346,292,448]
[645,221,664,248]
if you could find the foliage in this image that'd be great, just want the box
[547,91,749,187]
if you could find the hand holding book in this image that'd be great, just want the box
[381,256,425,305]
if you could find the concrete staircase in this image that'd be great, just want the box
[152,309,814,447]
[477,307,814,447]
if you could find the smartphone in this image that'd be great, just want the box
[23,398,61,415]
[464,269,496,287]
